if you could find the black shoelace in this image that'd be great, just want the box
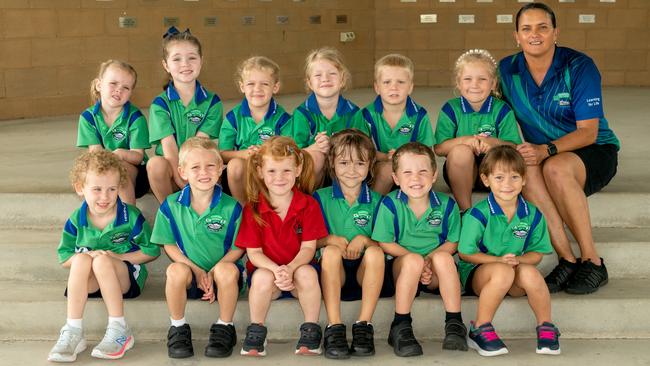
[352,324,373,347]
[326,327,348,348]
[208,325,233,347]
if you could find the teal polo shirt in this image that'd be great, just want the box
[58,198,158,291]
[219,98,296,150]
[151,185,243,272]
[77,101,151,161]
[458,193,552,288]
[292,93,369,145]
[149,81,223,156]
[434,96,522,145]
[371,189,460,256]
[359,96,435,153]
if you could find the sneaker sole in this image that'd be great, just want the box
[388,337,423,357]
[537,347,561,355]
[468,338,508,357]
[241,340,267,357]
[47,339,87,363]
[443,334,468,351]
[350,349,375,357]
[205,347,234,358]
[90,336,134,360]
[565,279,608,294]
[295,346,322,355]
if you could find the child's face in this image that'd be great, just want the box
[374,66,413,107]
[392,152,437,201]
[163,41,202,85]
[307,59,343,99]
[96,65,135,110]
[179,148,222,193]
[457,61,496,111]
[333,147,369,191]
[480,164,525,204]
[75,169,121,218]
[257,155,301,198]
[240,68,280,110]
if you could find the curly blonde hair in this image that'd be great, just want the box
[453,49,501,98]
[235,56,280,87]
[304,47,351,92]
[69,150,127,189]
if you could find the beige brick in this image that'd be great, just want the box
[127,35,161,63]
[31,0,80,8]
[225,9,267,33]
[563,9,609,30]
[629,0,650,8]
[0,72,5,98]
[408,50,448,71]
[428,70,452,87]
[81,0,127,8]
[465,30,506,50]
[131,87,162,109]
[605,50,647,71]
[429,30,465,51]
[57,65,96,97]
[264,9,305,32]
[3,9,57,38]
[624,71,650,86]
[348,9,374,31]
[413,70,428,87]
[57,9,105,37]
[601,71,625,87]
[0,39,31,69]
[129,60,168,93]
[82,36,129,64]
[407,29,429,50]
[0,0,26,8]
[31,38,83,67]
[4,67,57,98]
[607,9,647,29]
[103,9,160,36]
[586,30,627,50]
[385,30,408,50]
[33,95,87,117]
[559,29,586,50]
[0,97,32,121]
[375,8,408,30]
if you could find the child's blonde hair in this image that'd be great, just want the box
[245,136,315,225]
[392,142,437,173]
[304,47,351,92]
[453,49,501,98]
[161,27,202,89]
[90,60,137,104]
[235,56,281,87]
[479,145,527,179]
[328,129,376,184]
[70,150,127,189]
[374,53,414,81]
[178,136,223,167]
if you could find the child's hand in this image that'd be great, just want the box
[314,132,331,154]
[475,137,491,154]
[328,236,349,254]
[173,175,187,189]
[202,270,216,303]
[87,250,110,258]
[192,267,211,293]
[273,265,295,291]
[345,236,365,260]
[387,149,396,160]
[112,149,129,160]
[420,259,433,285]
[517,142,546,166]
[500,253,519,267]
[245,145,260,158]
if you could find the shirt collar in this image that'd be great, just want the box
[487,192,529,219]
[460,95,493,114]
[258,187,307,214]
[396,189,441,208]
[331,179,372,204]
[373,95,419,117]
[241,97,278,121]
[79,197,128,227]
[306,93,355,117]
[91,101,132,120]
[166,80,209,104]
[509,46,565,84]
[177,184,223,209]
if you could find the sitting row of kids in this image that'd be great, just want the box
[50,132,560,362]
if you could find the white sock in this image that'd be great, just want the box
[216,318,233,326]
[66,318,82,329]
[109,316,126,327]
[171,317,187,327]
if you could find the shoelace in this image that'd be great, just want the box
[55,329,76,347]
[478,327,500,342]
[352,325,372,346]
[538,330,557,341]
[209,325,233,346]
[445,321,466,337]
[326,327,348,348]
[299,326,321,343]
[245,326,266,346]
[170,328,191,346]
[546,262,573,284]
[396,326,418,346]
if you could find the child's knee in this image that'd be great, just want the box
[90,254,116,272]
[293,265,318,285]
[430,251,454,268]
[447,144,474,163]
[251,269,275,292]
[489,263,516,285]
[213,262,240,285]
[70,253,92,268]
[321,245,344,263]
[146,156,169,177]
[515,264,545,286]
[227,159,245,177]
[166,262,191,283]
[362,246,385,265]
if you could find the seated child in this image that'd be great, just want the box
[49,150,159,362]
[434,49,522,212]
[235,136,328,357]
[459,145,560,357]
[77,60,150,204]
[219,56,296,203]
[358,54,435,195]
[313,129,386,359]
[150,137,244,359]
[372,142,466,357]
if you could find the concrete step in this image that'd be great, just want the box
[3,228,649,283]
[3,339,650,366]
[2,278,648,341]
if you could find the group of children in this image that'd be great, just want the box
[48,26,561,362]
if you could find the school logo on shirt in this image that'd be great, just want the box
[426,211,443,227]
[111,128,127,141]
[258,127,275,142]
[512,223,531,239]
[553,92,571,107]
[353,211,371,228]
[111,232,130,245]
[477,124,496,137]
[398,123,414,135]
[205,215,226,232]
[294,222,303,235]
[186,110,205,125]
[74,246,90,253]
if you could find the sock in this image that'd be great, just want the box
[171,317,187,327]
[216,318,233,326]
[108,316,126,327]
[67,318,82,329]
[445,311,463,323]
[391,312,411,327]
[355,320,372,325]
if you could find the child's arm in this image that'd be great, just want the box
[88,144,103,153]
[516,251,543,265]
[346,235,378,260]
[287,239,317,271]
[375,149,395,162]
[111,250,158,265]
[160,135,186,188]
[220,247,245,263]
[458,251,504,265]
[378,242,411,257]
[246,247,280,272]
[112,148,145,166]
[316,234,348,250]
[430,241,458,256]
[434,136,480,156]
[221,147,257,162]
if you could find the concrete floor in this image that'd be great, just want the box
[1,87,648,194]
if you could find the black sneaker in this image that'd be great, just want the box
[387,321,422,357]
[351,321,375,356]
[205,323,237,358]
[240,323,268,357]
[565,258,608,294]
[167,324,193,358]
[442,318,468,351]
[295,322,322,355]
[323,324,349,359]
[545,258,579,293]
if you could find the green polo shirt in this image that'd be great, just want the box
[292,93,369,145]
[77,101,151,161]
[434,96,522,145]
[58,199,158,291]
[458,193,552,288]
[219,98,296,150]
[151,185,243,272]
[149,81,223,156]
[371,189,460,256]
[357,96,435,153]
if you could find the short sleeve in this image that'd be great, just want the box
[495,105,523,144]
[300,197,328,241]
[434,103,458,144]
[458,211,486,255]
[150,203,176,246]
[77,113,102,148]
[198,95,223,139]
[235,205,263,249]
[227,203,243,250]
[128,112,151,150]
[371,198,397,243]
[58,218,79,263]
[132,214,159,257]
[218,111,238,151]
[570,57,605,122]
[444,199,461,243]
[291,108,315,147]
[524,211,553,255]
[349,110,371,136]
[416,113,435,146]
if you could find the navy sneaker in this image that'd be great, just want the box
[350,321,375,356]
[323,324,349,359]
[565,258,608,294]
[295,322,322,355]
[545,258,579,293]
[536,322,561,355]
[467,321,508,357]
[387,321,422,357]
[240,323,267,357]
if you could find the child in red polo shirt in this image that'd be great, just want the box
[235,136,328,357]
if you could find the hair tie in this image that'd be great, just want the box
[162,26,191,39]
[456,48,497,68]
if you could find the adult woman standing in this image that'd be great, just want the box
[499,3,620,294]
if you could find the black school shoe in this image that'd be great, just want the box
[323,324,350,359]
[167,324,193,358]
[442,318,468,351]
[205,323,237,358]
[565,258,608,294]
[295,322,322,355]
[350,321,375,356]
[545,258,580,293]
[387,321,422,357]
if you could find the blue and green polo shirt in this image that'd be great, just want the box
[58,198,158,291]
[151,185,243,272]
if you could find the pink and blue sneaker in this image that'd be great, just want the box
[536,322,561,355]
[467,321,508,357]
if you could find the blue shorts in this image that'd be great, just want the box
[64,261,141,299]
[339,257,396,301]
[442,154,490,192]
[187,264,244,300]
[247,262,320,299]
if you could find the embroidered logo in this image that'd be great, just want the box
[111,128,127,141]
[258,127,274,142]
[426,211,442,227]
[186,109,205,125]
[205,215,226,232]
[74,246,90,253]
[398,123,414,135]
[352,211,371,228]
[111,232,130,245]
[512,222,531,239]
[553,92,571,107]
[294,223,303,235]
[477,124,496,137]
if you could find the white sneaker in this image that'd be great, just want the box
[90,321,134,359]
[48,324,87,362]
